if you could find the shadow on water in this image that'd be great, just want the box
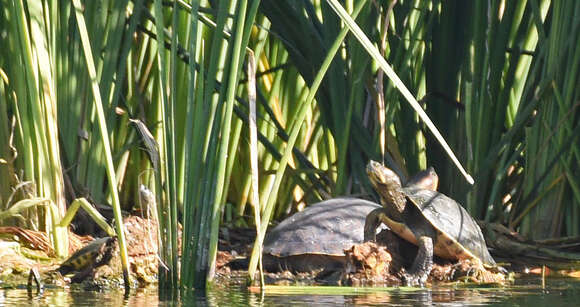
[2,277,580,306]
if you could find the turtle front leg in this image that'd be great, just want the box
[71,267,96,283]
[364,208,389,242]
[403,236,433,287]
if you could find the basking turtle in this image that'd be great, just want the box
[364,160,496,286]
[57,237,116,283]
[405,167,438,192]
[262,168,438,273]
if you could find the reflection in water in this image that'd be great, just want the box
[1,277,580,306]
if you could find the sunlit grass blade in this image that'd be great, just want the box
[325,0,473,185]
[3,0,68,257]
[247,50,264,287]
[247,0,368,280]
[71,0,130,288]
[180,0,201,289]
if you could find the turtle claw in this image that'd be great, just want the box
[494,265,508,274]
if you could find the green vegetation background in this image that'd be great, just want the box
[1,0,578,288]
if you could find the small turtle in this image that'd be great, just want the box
[262,168,439,273]
[364,160,496,286]
[57,237,116,283]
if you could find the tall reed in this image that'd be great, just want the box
[2,0,580,290]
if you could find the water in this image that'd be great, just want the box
[2,277,579,306]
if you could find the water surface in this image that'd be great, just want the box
[2,277,579,306]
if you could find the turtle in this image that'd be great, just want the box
[405,167,438,192]
[262,167,439,274]
[56,236,116,283]
[364,160,496,286]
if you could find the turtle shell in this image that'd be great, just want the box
[390,188,496,266]
[57,237,116,275]
[263,198,381,257]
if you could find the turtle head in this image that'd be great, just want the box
[366,160,407,214]
[367,160,402,190]
[406,166,439,191]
